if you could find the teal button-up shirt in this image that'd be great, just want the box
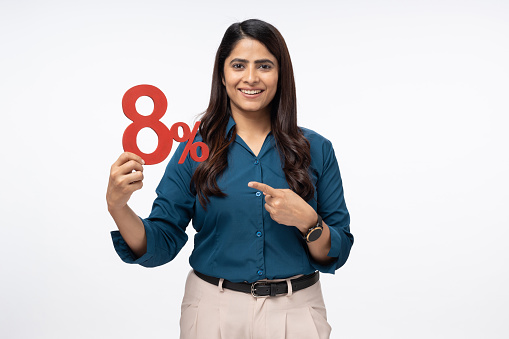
[111,116,353,283]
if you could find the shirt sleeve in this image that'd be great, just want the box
[309,139,353,273]
[110,142,196,268]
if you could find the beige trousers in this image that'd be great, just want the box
[180,270,331,339]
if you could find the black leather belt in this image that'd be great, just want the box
[193,270,319,297]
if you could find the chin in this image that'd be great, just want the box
[242,106,266,113]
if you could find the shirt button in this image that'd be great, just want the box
[256,191,262,197]
[254,159,259,165]
[257,270,263,276]
[256,231,262,237]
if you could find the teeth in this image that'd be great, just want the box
[241,89,262,95]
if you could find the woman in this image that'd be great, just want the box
[107,19,353,339]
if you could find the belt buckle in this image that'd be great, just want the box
[251,282,262,297]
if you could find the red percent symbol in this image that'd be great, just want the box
[122,84,209,165]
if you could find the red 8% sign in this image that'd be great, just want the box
[122,84,209,165]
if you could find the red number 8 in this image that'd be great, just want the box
[122,85,172,165]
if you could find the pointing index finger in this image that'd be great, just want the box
[248,181,278,196]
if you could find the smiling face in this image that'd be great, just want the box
[222,38,279,118]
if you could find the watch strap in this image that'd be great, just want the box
[303,214,323,243]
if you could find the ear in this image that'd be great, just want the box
[222,75,225,86]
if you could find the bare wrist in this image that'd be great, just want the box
[298,209,318,234]
[107,203,128,215]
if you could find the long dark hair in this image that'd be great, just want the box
[191,19,314,208]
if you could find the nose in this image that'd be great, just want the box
[243,65,259,84]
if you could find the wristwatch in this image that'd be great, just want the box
[303,214,323,243]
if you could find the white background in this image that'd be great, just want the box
[1,0,508,338]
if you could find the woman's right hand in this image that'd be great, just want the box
[106,152,145,212]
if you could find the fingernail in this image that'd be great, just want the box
[141,159,145,165]
[248,182,253,187]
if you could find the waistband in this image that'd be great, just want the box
[193,270,319,297]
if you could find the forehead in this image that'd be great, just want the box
[227,38,277,62]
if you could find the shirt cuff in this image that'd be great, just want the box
[110,218,155,265]
[327,225,342,258]
[308,225,342,274]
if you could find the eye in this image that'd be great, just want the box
[232,63,244,69]
[259,64,272,70]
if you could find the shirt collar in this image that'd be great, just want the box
[225,115,236,138]
[224,114,273,141]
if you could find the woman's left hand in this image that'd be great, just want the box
[248,181,317,234]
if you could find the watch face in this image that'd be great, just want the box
[307,227,323,242]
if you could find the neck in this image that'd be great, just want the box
[230,106,271,138]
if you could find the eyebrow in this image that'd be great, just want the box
[229,58,275,66]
